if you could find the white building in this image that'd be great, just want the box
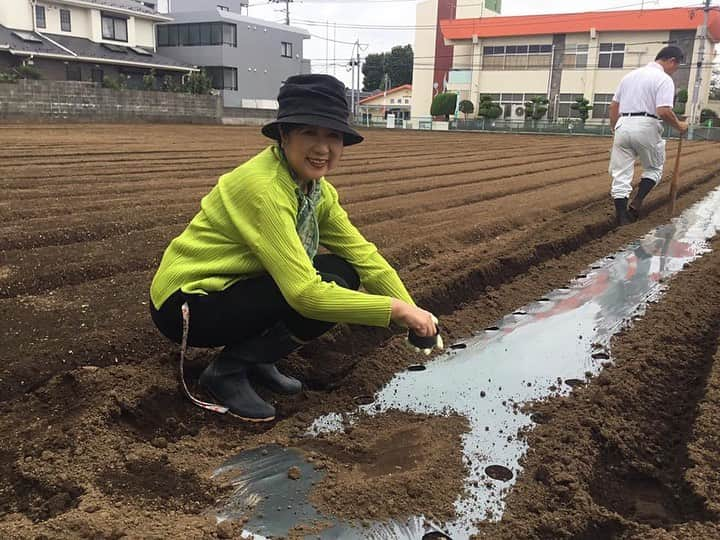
[412,6,720,124]
[0,0,195,86]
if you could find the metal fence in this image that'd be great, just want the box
[449,118,720,141]
[352,117,720,141]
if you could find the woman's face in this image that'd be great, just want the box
[280,125,343,183]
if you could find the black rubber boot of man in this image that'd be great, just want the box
[628,178,656,221]
[614,198,632,226]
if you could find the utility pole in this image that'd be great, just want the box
[348,39,362,120]
[269,0,292,25]
[325,20,328,75]
[689,0,712,128]
[356,44,361,120]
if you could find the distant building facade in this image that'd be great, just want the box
[359,84,412,122]
[414,6,720,124]
[156,0,310,107]
[0,0,195,86]
[411,0,502,123]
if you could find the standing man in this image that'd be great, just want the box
[608,45,689,225]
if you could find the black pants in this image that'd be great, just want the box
[150,254,360,347]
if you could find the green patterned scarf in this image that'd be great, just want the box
[278,146,323,260]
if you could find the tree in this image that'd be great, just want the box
[674,88,688,115]
[477,94,502,119]
[524,96,549,121]
[459,99,474,119]
[571,96,592,122]
[362,44,413,91]
[385,45,413,88]
[362,53,385,92]
[430,92,457,120]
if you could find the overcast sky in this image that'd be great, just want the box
[240,0,715,87]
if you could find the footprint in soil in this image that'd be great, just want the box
[110,388,201,442]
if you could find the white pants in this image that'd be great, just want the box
[609,116,666,199]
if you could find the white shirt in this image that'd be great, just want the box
[612,61,675,114]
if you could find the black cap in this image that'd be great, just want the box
[655,45,685,63]
[262,74,363,146]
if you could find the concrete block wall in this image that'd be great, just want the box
[0,80,222,123]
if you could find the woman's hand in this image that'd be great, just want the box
[391,299,437,336]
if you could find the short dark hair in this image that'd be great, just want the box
[655,45,685,63]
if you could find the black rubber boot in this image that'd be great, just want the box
[199,353,275,422]
[628,178,656,221]
[199,322,303,419]
[614,198,632,226]
[250,363,302,394]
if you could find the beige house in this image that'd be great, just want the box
[412,6,720,125]
[0,0,195,85]
[358,84,412,124]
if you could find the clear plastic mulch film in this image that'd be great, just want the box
[213,187,720,540]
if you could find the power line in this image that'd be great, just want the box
[306,37,719,62]
[292,1,705,31]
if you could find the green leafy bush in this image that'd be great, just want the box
[430,92,457,120]
[182,70,212,95]
[14,64,42,80]
[700,108,719,127]
[571,96,593,122]
[525,96,549,120]
[143,69,157,91]
[0,71,18,83]
[458,99,474,118]
[674,88,688,115]
[477,95,502,119]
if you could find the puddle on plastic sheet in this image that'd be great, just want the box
[215,187,720,539]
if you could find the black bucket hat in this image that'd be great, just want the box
[262,74,363,146]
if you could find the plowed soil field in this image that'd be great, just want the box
[2,124,720,539]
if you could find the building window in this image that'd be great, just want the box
[404,98,409,104]
[157,23,237,47]
[35,5,46,29]
[557,93,584,118]
[66,63,81,81]
[102,14,128,42]
[60,9,72,32]
[203,66,238,90]
[563,44,588,69]
[592,93,614,118]
[482,44,552,70]
[281,41,292,58]
[598,43,624,69]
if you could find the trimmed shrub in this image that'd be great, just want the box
[430,92,457,120]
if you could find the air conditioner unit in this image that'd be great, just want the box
[512,105,526,119]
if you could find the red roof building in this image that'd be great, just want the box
[410,5,718,125]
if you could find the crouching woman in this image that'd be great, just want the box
[149,74,441,422]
